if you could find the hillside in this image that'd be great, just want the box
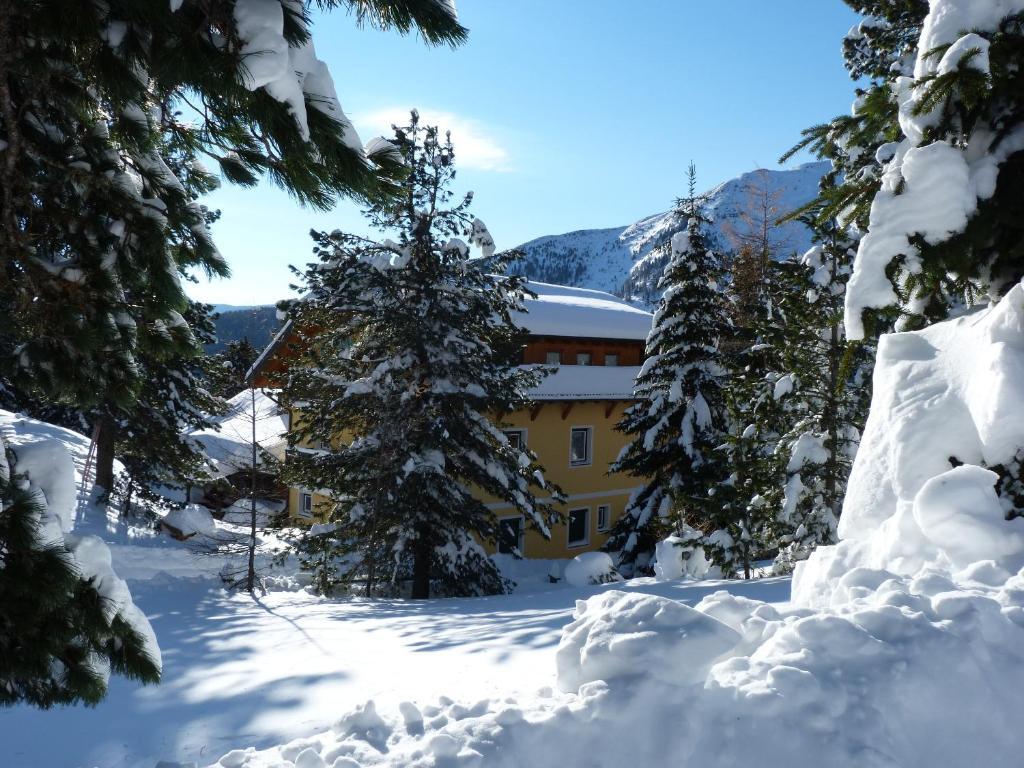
[511,162,829,305]
[209,306,280,352]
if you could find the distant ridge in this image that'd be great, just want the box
[208,305,280,352]
[511,162,829,306]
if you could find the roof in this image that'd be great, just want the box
[189,389,287,478]
[515,281,653,341]
[525,364,640,401]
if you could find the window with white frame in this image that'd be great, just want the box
[604,353,619,366]
[546,351,561,365]
[570,427,592,466]
[504,429,526,451]
[567,507,589,548]
[597,504,611,532]
[298,491,313,519]
[576,351,592,366]
[498,516,524,555]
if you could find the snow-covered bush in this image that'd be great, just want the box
[563,552,623,587]
[653,526,711,580]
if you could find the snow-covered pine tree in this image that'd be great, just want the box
[606,165,729,575]
[208,339,262,399]
[770,180,874,572]
[0,0,465,704]
[283,113,561,599]
[104,300,229,514]
[708,249,788,580]
[0,0,463,409]
[0,433,160,707]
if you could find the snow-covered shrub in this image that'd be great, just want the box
[653,525,710,580]
[563,552,622,587]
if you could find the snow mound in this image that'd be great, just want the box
[562,551,622,587]
[796,280,1024,604]
[163,504,218,539]
[556,591,740,693]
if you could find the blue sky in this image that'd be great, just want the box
[189,0,862,306]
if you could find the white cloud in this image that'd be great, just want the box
[355,107,512,172]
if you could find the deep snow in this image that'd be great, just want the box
[2,570,788,768]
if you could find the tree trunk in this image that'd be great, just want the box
[94,414,118,497]
[411,527,432,599]
[246,388,257,594]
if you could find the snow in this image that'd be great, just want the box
[515,281,652,340]
[232,0,361,148]
[653,530,711,580]
[163,503,219,538]
[525,364,640,400]
[562,551,622,587]
[844,0,1024,338]
[190,389,286,479]
[174,278,1024,768]
[555,590,740,692]
[3,568,788,768]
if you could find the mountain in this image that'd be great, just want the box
[511,162,829,305]
[208,306,280,352]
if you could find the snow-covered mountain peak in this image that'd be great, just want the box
[511,161,829,305]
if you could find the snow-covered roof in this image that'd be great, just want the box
[189,389,287,478]
[526,365,640,401]
[515,282,652,341]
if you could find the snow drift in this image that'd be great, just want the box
[209,283,1024,768]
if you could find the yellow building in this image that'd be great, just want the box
[250,281,653,559]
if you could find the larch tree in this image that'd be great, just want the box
[283,112,561,599]
[606,165,729,575]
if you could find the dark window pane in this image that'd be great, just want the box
[498,517,523,554]
[568,507,588,545]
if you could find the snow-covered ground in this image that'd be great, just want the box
[2,556,788,768]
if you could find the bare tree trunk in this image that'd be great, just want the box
[246,388,258,593]
[94,414,118,497]
[411,526,431,599]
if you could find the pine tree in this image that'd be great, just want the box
[1,0,464,705]
[787,2,1024,336]
[103,300,229,513]
[606,166,729,575]
[208,339,262,400]
[0,433,160,707]
[770,185,874,571]
[709,251,788,580]
[283,112,561,598]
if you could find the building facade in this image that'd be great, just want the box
[250,281,652,559]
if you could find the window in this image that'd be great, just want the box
[498,516,524,555]
[576,352,592,366]
[504,429,525,451]
[604,353,619,367]
[299,491,313,519]
[570,427,592,466]
[546,351,561,365]
[597,504,611,532]
[567,507,589,548]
